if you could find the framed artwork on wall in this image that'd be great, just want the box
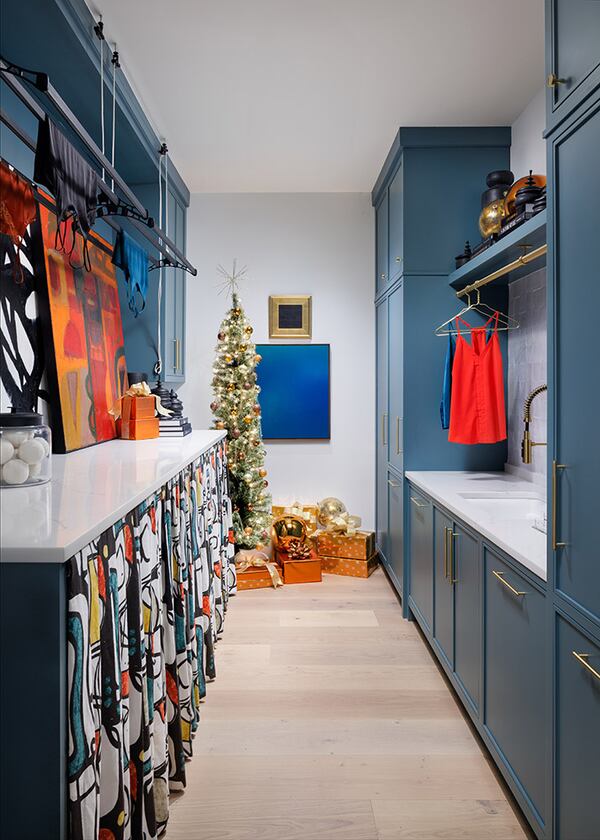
[269,295,312,338]
[37,203,128,453]
[255,343,330,440]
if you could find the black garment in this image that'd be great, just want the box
[34,117,98,237]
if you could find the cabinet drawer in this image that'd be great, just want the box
[408,487,433,630]
[387,472,404,594]
[484,549,547,827]
[555,613,600,840]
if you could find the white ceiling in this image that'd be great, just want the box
[92,0,545,193]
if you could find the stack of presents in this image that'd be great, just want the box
[237,500,378,590]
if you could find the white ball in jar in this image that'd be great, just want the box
[28,462,42,478]
[2,458,29,485]
[37,436,51,456]
[18,438,46,465]
[4,431,29,447]
[0,439,15,464]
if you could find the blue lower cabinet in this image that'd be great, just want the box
[387,471,404,595]
[452,524,481,713]
[433,507,453,666]
[555,612,600,840]
[408,486,433,631]
[484,547,547,832]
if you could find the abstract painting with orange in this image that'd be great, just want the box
[38,204,127,452]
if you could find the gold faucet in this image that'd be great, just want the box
[521,384,547,464]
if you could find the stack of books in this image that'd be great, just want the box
[159,415,192,437]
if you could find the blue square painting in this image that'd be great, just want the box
[256,344,330,439]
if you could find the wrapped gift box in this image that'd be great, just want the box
[237,564,283,591]
[121,394,156,422]
[320,553,378,578]
[272,503,319,535]
[121,417,159,440]
[315,530,376,560]
[276,548,322,584]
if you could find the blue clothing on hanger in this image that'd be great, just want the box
[112,230,149,318]
[440,332,454,430]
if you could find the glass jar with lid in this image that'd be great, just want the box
[0,412,51,487]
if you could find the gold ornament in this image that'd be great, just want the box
[255,542,264,551]
[227,383,236,392]
[317,497,346,527]
[272,515,307,551]
[244,526,253,535]
[253,440,260,447]
[231,307,241,317]
[240,344,247,352]
[225,354,233,364]
[255,354,262,364]
[244,325,254,335]
[215,421,225,430]
[243,415,253,425]
[258,468,267,478]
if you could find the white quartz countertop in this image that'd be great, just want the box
[405,471,547,581]
[0,430,226,564]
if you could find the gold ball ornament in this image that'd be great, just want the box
[227,383,236,392]
[225,354,233,364]
[244,526,253,535]
[243,415,253,425]
[272,515,307,551]
[240,344,248,352]
[255,541,264,551]
[244,325,253,335]
[317,497,347,527]
[255,354,262,364]
[215,421,225,430]
[258,468,267,478]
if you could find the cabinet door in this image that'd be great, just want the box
[433,508,453,667]
[387,471,403,594]
[388,161,403,282]
[452,524,480,712]
[555,613,600,840]
[163,190,186,383]
[376,300,389,560]
[408,487,433,631]
[375,194,389,294]
[388,285,403,473]
[553,101,600,623]
[547,0,600,121]
[484,549,547,827]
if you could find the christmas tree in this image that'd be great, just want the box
[211,265,272,550]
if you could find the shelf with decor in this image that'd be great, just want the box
[448,209,546,294]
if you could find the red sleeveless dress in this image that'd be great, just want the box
[448,312,506,444]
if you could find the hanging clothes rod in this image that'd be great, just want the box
[456,244,547,298]
[0,58,197,276]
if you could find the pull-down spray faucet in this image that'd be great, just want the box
[521,384,547,464]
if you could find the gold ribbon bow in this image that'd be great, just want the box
[236,552,283,588]
[324,512,362,536]
[109,381,172,419]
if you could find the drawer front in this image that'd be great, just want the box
[484,549,547,825]
[453,524,481,712]
[408,488,433,630]
[387,472,404,593]
[555,613,600,840]
[433,507,453,667]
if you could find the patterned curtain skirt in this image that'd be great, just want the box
[67,440,236,840]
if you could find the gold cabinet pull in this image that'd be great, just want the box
[387,478,401,488]
[173,338,181,372]
[547,73,567,88]
[443,527,449,579]
[396,416,402,455]
[492,570,526,597]
[410,496,428,509]
[449,531,458,584]
[572,651,600,682]
[382,413,387,446]
[552,461,567,550]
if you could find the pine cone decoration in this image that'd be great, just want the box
[287,539,312,560]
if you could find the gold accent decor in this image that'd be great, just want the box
[552,461,567,550]
[269,295,312,338]
[492,570,526,597]
[547,73,567,88]
[449,531,458,584]
[456,244,547,300]
[572,651,600,682]
[443,527,449,579]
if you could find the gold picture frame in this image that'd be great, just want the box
[269,295,312,339]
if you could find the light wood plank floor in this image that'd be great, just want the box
[166,569,532,840]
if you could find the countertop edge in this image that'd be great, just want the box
[405,470,547,583]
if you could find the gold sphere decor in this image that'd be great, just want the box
[244,325,254,335]
[272,515,308,551]
[255,354,262,364]
[258,468,267,478]
[243,415,253,425]
[227,383,236,392]
[478,198,507,238]
[317,497,347,527]
[225,354,233,364]
[244,526,253,535]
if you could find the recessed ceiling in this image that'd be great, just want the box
[92,0,545,193]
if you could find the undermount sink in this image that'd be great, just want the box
[458,491,546,522]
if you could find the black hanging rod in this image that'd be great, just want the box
[0,57,197,276]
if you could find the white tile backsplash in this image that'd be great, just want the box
[506,267,547,482]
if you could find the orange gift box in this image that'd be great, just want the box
[121,394,156,422]
[121,417,159,440]
[320,553,379,578]
[237,565,283,591]
[276,548,322,584]
[315,530,376,561]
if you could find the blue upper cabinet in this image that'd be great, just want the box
[375,194,389,294]
[550,96,600,625]
[545,0,600,135]
[388,161,404,282]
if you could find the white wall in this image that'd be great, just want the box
[510,88,546,178]
[180,193,375,529]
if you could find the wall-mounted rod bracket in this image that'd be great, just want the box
[456,243,547,299]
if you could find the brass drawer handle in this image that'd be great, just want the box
[547,73,567,88]
[443,527,449,579]
[572,651,600,682]
[410,496,428,508]
[387,479,401,488]
[449,531,458,584]
[382,413,387,446]
[492,570,526,597]
[552,461,567,550]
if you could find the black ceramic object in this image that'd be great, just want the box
[128,371,148,385]
[532,186,547,215]
[481,186,510,209]
[151,378,170,405]
[486,170,514,189]
[168,389,184,418]
[514,170,543,213]
[455,240,472,269]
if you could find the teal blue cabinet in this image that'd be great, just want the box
[452,524,480,712]
[375,195,389,294]
[555,612,600,840]
[376,299,389,561]
[551,98,600,625]
[408,488,433,630]
[484,548,547,832]
[388,285,403,474]
[546,0,600,131]
[388,162,403,282]
[387,471,404,592]
[433,507,453,666]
